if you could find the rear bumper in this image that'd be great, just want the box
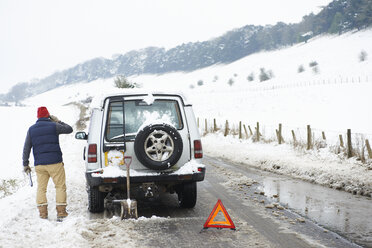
[86,168,206,187]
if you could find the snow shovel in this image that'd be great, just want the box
[119,98,137,219]
[120,156,138,219]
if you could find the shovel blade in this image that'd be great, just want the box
[120,199,138,219]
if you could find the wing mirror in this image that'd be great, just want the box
[75,131,88,140]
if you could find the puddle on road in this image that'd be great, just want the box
[256,172,372,247]
[208,157,372,247]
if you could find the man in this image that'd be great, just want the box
[23,106,73,220]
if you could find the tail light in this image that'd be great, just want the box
[88,144,97,163]
[194,140,203,159]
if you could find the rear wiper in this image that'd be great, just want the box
[108,133,136,141]
[108,134,124,141]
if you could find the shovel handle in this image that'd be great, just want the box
[124,156,132,198]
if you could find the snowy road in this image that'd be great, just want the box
[0,124,361,248]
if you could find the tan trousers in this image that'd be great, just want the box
[35,162,67,206]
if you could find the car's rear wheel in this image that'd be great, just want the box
[134,124,183,170]
[178,182,197,208]
[88,187,106,213]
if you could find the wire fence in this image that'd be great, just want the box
[195,75,372,95]
[247,75,371,92]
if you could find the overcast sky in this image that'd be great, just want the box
[0,0,332,93]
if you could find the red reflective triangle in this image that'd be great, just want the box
[203,199,235,230]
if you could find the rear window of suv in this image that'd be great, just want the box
[105,99,183,142]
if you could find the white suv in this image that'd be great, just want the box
[75,92,205,213]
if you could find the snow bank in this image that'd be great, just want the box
[202,133,372,196]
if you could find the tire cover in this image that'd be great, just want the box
[134,124,183,170]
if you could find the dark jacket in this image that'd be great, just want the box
[23,118,73,166]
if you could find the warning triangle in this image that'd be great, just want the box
[203,199,235,230]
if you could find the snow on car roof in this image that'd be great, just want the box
[90,89,191,109]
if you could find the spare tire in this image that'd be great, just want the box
[134,124,183,170]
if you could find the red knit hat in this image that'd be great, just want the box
[37,106,50,119]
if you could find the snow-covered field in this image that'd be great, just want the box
[0,28,371,246]
[25,28,372,135]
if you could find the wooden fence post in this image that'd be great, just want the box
[278,123,283,144]
[347,129,353,158]
[224,120,229,137]
[243,124,249,139]
[276,129,280,143]
[339,134,344,148]
[291,130,297,146]
[322,131,326,140]
[239,121,242,139]
[307,125,312,150]
[256,122,260,142]
[213,119,217,132]
[248,125,253,136]
[197,118,199,128]
[366,139,372,159]
[205,119,208,134]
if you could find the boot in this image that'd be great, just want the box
[38,205,48,219]
[56,205,68,221]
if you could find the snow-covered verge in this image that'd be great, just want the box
[0,105,165,247]
[202,133,372,197]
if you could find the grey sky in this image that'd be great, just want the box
[0,0,332,93]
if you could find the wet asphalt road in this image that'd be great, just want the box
[88,156,367,248]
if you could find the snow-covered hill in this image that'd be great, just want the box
[25,29,372,135]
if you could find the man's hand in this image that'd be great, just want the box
[24,165,31,174]
[50,115,60,122]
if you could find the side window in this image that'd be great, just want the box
[106,102,124,142]
[105,99,183,142]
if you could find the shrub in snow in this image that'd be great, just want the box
[0,179,18,198]
[259,68,273,82]
[309,61,319,74]
[189,84,195,89]
[228,78,234,86]
[234,73,238,77]
[247,72,255,82]
[359,50,367,62]
[314,138,327,150]
[297,65,305,73]
[354,134,367,163]
[309,61,318,67]
[197,80,204,86]
[114,75,138,89]
[213,75,219,82]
